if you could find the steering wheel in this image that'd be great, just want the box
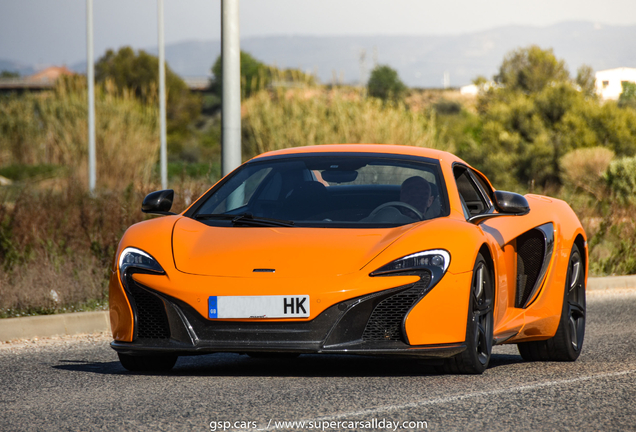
[368,201,424,220]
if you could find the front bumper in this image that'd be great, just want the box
[110,274,466,359]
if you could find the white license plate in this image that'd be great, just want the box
[208,295,310,319]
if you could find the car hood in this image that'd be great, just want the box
[171,217,418,277]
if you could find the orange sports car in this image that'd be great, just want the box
[109,144,587,374]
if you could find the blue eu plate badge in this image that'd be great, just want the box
[208,296,218,318]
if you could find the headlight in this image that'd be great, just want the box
[118,247,164,283]
[370,249,450,277]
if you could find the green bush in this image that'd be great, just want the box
[618,81,636,110]
[367,65,407,102]
[604,156,636,205]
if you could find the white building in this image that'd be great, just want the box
[460,84,479,96]
[460,82,494,96]
[595,67,636,100]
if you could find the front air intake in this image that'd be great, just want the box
[362,272,431,342]
[128,282,171,339]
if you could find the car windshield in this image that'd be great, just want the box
[190,154,449,228]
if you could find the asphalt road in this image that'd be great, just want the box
[1,289,634,432]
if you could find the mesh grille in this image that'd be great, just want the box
[363,272,431,342]
[516,229,545,308]
[129,283,170,339]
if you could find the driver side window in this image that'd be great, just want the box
[453,166,489,218]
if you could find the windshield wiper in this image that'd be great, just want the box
[195,213,294,227]
[231,213,295,227]
[194,214,235,220]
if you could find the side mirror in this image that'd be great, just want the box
[493,190,530,215]
[142,190,176,215]
[469,191,529,224]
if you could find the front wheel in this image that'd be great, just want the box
[118,353,178,372]
[517,243,586,361]
[440,253,494,374]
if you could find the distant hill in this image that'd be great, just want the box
[6,21,636,87]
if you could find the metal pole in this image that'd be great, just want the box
[221,0,241,176]
[86,0,96,192]
[158,0,168,189]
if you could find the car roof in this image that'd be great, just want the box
[250,144,467,165]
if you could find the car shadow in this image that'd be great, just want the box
[52,352,525,377]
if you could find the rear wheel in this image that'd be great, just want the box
[517,243,585,361]
[440,253,494,374]
[118,353,178,372]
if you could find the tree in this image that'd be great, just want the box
[463,46,636,192]
[0,70,19,78]
[619,81,636,110]
[367,65,407,101]
[210,51,270,99]
[575,65,596,97]
[95,47,200,133]
[210,51,316,100]
[495,45,569,94]
[472,75,488,86]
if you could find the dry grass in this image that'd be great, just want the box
[560,147,614,200]
[0,177,211,316]
[242,86,449,158]
[0,78,159,190]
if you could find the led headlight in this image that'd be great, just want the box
[370,249,450,277]
[118,247,164,283]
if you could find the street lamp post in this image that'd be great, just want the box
[221,0,241,176]
[86,0,96,193]
[158,0,168,189]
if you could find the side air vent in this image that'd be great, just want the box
[128,282,171,339]
[515,223,554,308]
[363,272,431,342]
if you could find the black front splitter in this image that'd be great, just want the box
[110,339,466,359]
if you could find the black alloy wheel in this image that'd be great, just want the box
[440,253,494,374]
[518,243,586,361]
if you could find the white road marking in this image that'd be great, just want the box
[308,369,636,422]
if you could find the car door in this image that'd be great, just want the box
[453,164,555,341]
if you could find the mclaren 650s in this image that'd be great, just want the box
[109,144,587,374]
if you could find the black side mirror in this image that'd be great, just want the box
[469,190,529,224]
[142,190,176,215]
[493,190,530,215]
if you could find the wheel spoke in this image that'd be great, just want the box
[569,301,585,318]
[569,315,579,350]
[474,265,484,300]
[566,251,585,352]
[474,298,493,314]
[569,260,580,290]
[467,256,494,370]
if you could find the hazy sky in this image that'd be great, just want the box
[1,0,636,66]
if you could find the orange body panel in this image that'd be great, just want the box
[110,144,587,351]
[108,270,133,342]
[404,272,472,345]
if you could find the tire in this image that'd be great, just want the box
[517,243,586,362]
[440,253,494,374]
[118,353,178,372]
